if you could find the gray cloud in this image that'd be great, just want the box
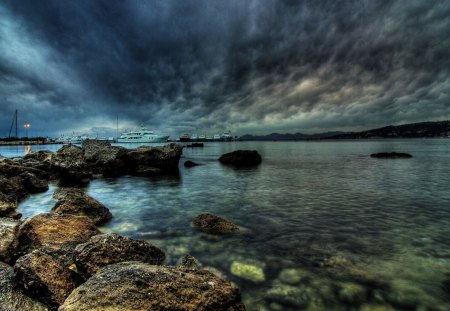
[1,0,449,138]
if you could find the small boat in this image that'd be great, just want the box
[213,134,222,141]
[221,132,232,141]
[190,134,198,140]
[118,128,169,143]
[179,133,191,142]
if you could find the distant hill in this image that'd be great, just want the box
[328,121,450,139]
[239,121,450,140]
[239,131,345,141]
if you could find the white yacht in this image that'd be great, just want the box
[118,128,169,143]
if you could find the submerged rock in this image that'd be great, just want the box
[219,150,262,166]
[278,268,309,285]
[59,261,246,311]
[82,140,129,177]
[230,261,265,283]
[52,144,92,185]
[0,262,49,311]
[16,213,99,263]
[73,233,165,278]
[126,143,183,175]
[265,283,311,308]
[193,213,239,234]
[14,250,80,308]
[370,152,412,159]
[52,188,112,225]
[338,282,367,304]
[0,218,20,263]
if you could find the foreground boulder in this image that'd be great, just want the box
[73,233,165,278]
[126,143,183,175]
[52,144,92,185]
[370,152,412,159]
[16,213,100,263]
[52,188,112,225]
[219,150,262,166]
[0,262,48,311]
[82,140,129,177]
[0,218,20,263]
[14,250,80,308]
[60,262,246,311]
[0,176,27,217]
[20,172,49,193]
[193,213,239,234]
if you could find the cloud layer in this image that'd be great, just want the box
[1,0,449,137]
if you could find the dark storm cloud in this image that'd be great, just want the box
[1,0,449,137]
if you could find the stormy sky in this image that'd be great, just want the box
[1,0,449,138]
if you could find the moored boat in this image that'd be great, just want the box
[118,128,169,143]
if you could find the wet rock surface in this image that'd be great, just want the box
[14,250,80,309]
[82,140,129,177]
[16,213,99,263]
[20,172,49,193]
[0,218,20,263]
[193,213,239,234]
[126,143,183,175]
[219,150,262,166]
[52,144,92,185]
[230,261,265,283]
[0,262,48,311]
[73,233,165,278]
[60,261,246,311]
[52,188,112,225]
[370,152,412,159]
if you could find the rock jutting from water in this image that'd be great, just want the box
[15,213,100,264]
[59,261,246,311]
[73,233,165,278]
[0,217,20,264]
[51,187,112,225]
[370,152,413,159]
[0,141,183,218]
[219,150,262,166]
[193,213,239,234]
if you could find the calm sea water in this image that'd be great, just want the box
[4,139,450,310]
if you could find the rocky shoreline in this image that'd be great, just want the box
[0,141,256,310]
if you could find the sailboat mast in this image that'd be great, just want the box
[15,109,18,137]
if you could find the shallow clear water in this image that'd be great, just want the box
[8,139,450,310]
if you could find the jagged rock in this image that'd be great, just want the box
[193,213,239,234]
[219,150,262,166]
[20,151,54,177]
[16,213,99,264]
[82,140,129,177]
[0,175,27,217]
[73,233,165,278]
[14,250,80,309]
[20,172,49,193]
[52,144,92,185]
[230,261,265,283]
[52,188,111,225]
[52,187,85,201]
[59,262,246,311]
[0,158,48,180]
[177,254,202,269]
[0,218,20,263]
[370,152,412,159]
[0,262,49,311]
[126,143,183,175]
[184,160,200,167]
